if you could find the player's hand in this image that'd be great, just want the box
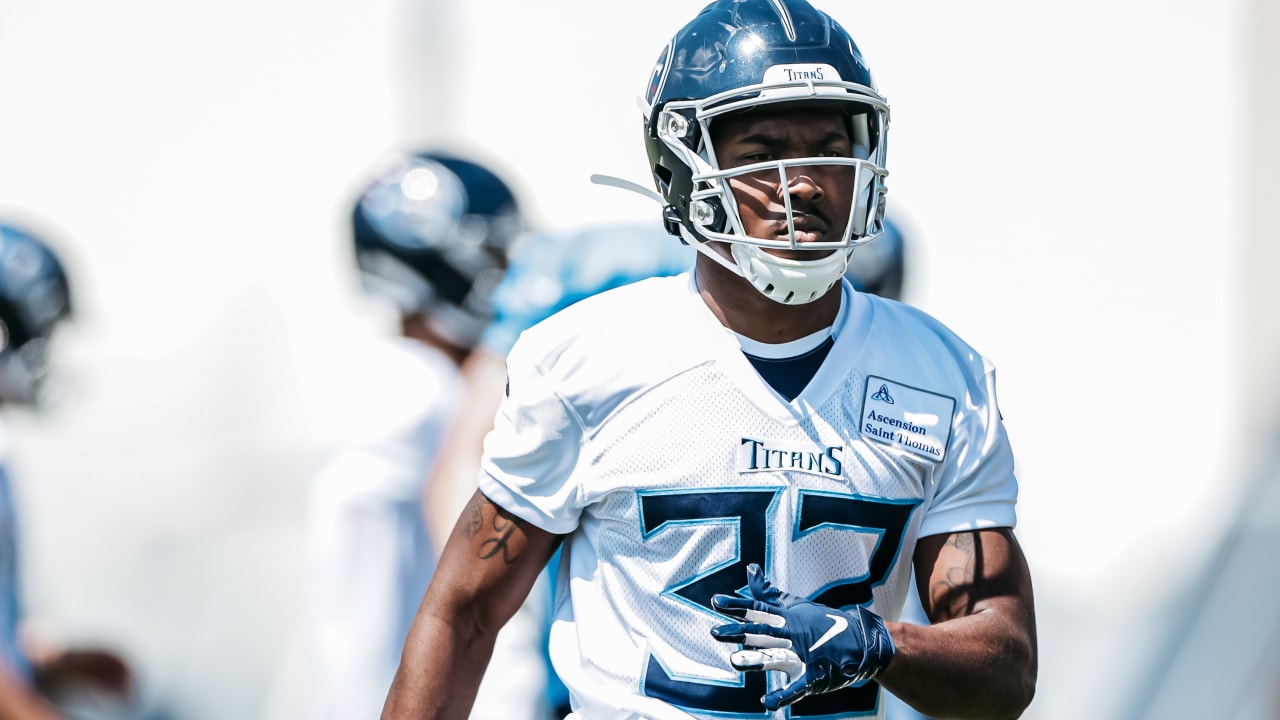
[709,563,895,711]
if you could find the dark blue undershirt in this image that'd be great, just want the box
[743,335,835,401]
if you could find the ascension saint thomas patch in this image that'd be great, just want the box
[859,376,955,463]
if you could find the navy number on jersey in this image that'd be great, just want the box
[637,488,918,718]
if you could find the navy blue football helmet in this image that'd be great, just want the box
[352,151,522,349]
[642,0,891,305]
[0,223,73,405]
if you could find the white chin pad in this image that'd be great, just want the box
[730,244,852,305]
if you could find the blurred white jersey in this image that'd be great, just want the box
[479,273,1018,720]
[303,337,547,720]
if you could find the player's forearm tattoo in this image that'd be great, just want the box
[930,531,981,619]
[460,493,522,565]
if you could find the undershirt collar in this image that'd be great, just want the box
[730,283,850,358]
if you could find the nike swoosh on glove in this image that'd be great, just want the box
[709,563,895,711]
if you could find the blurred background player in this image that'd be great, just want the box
[297,152,548,720]
[0,221,133,719]
[422,221,697,547]
[844,214,907,301]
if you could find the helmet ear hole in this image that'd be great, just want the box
[653,164,673,193]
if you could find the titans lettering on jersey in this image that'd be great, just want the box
[738,437,843,477]
[478,274,1019,720]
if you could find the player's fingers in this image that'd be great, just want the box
[710,594,751,617]
[730,648,804,677]
[712,595,786,624]
[745,563,798,605]
[710,623,747,643]
[728,648,769,671]
[742,631,791,649]
[746,564,778,598]
[763,676,811,711]
[710,623,791,647]
[743,607,785,626]
[733,622,788,640]
[711,597,785,627]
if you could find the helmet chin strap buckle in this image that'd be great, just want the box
[662,206,686,242]
[586,170,725,248]
[690,200,726,232]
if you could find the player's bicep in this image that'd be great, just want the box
[427,489,561,634]
[912,527,1034,625]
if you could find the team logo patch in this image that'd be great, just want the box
[737,437,843,479]
[860,376,955,463]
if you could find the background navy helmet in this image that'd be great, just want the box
[352,151,521,349]
[0,222,73,405]
[641,0,892,305]
[845,214,907,301]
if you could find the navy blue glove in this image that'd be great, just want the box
[710,563,895,711]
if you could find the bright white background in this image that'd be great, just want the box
[0,1,1250,718]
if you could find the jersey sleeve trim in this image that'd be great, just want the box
[475,474,580,535]
[918,500,1017,538]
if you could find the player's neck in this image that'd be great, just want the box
[694,255,841,344]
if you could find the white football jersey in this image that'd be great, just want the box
[478,273,1018,720]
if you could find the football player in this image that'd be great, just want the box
[300,152,546,720]
[0,222,132,719]
[383,1,1037,719]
